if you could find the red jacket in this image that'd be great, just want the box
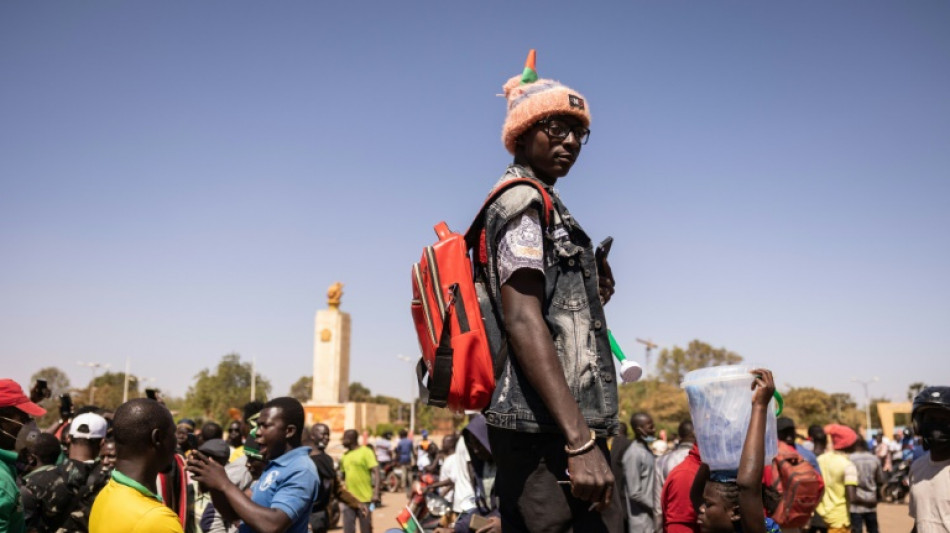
[661,443,701,533]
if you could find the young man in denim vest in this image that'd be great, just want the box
[479,49,622,532]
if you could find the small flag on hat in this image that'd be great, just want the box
[520,49,538,85]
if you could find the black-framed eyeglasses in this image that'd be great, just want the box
[537,118,590,145]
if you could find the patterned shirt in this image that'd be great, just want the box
[21,459,103,533]
[497,208,544,286]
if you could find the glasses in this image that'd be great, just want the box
[537,118,590,145]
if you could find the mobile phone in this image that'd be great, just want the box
[595,236,613,267]
[59,393,73,419]
[36,379,48,390]
[146,389,157,400]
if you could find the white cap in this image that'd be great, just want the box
[69,412,108,439]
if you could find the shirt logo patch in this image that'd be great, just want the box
[259,470,279,490]
[568,94,585,110]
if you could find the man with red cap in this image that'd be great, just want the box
[815,424,860,533]
[0,378,47,533]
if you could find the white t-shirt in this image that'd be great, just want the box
[375,437,393,463]
[416,442,431,470]
[442,442,476,514]
[910,452,950,533]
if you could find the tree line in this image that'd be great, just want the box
[30,342,921,435]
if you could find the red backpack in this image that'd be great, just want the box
[769,442,825,528]
[410,179,552,411]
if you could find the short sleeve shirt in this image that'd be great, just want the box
[497,208,544,286]
[909,452,950,533]
[240,446,319,533]
[340,446,379,503]
[443,445,476,514]
[395,438,413,464]
[89,471,183,533]
[815,451,859,528]
[374,438,393,463]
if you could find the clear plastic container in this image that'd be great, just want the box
[681,365,778,471]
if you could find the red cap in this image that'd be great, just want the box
[824,423,858,451]
[0,379,47,417]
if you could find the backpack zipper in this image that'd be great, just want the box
[413,262,437,346]
[425,246,447,317]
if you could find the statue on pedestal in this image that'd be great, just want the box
[327,282,343,309]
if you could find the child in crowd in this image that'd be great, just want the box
[691,368,781,533]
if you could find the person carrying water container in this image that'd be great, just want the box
[690,369,782,533]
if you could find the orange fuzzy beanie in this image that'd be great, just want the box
[501,49,591,155]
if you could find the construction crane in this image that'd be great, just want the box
[635,338,658,375]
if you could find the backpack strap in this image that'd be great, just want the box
[415,285,459,408]
[463,177,554,250]
[462,178,554,384]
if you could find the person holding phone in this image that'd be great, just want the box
[186,397,318,533]
[476,50,621,532]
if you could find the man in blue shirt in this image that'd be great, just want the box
[188,397,319,533]
[394,429,413,489]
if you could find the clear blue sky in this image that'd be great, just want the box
[2,1,948,409]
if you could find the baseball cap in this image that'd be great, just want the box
[244,429,263,461]
[0,379,47,417]
[197,438,231,463]
[776,417,796,433]
[69,412,108,439]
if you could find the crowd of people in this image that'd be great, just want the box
[3,49,950,533]
[2,375,948,533]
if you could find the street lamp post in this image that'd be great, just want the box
[396,354,415,436]
[852,376,880,439]
[123,357,132,403]
[124,375,155,403]
[78,361,110,404]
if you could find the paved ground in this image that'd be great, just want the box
[878,501,913,532]
[335,491,915,532]
[371,490,414,531]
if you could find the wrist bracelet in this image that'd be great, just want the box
[565,430,597,456]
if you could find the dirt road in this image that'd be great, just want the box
[344,490,915,532]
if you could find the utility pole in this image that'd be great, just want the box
[396,354,415,436]
[123,358,131,403]
[635,338,658,377]
[250,356,257,402]
[852,376,880,439]
[77,361,110,404]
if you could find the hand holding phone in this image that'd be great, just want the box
[31,379,51,403]
[59,393,73,420]
[595,237,615,305]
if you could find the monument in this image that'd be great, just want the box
[304,283,389,434]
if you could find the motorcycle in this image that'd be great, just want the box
[883,459,910,503]
[381,461,406,493]
[396,472,447,533]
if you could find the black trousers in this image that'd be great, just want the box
[850,511,879,533]
[488,426,624,533]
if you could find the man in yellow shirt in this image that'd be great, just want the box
[816,424,860,533]
[90,398,183,533]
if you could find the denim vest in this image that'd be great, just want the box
[479,164,619,436]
